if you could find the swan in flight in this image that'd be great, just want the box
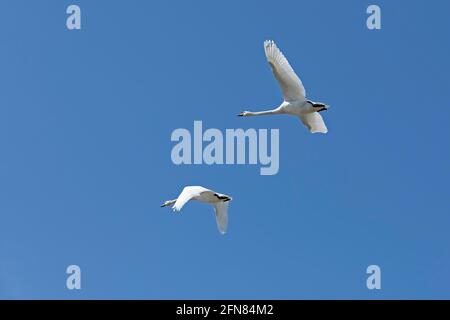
[161,186,232,235]
[238,40,329,134]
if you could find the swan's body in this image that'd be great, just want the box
[238,40,329,134]
[161,186,232,235]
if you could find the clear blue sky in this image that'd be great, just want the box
[1,0,449,299]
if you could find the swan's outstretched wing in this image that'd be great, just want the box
[172,186,205,211]
[299,112,328,134]
[264,40,306,101]
[213,201,229,235]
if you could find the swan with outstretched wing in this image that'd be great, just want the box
[238,40,329,134]
[161,186,232,235]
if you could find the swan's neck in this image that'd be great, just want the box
[248,108,281,116]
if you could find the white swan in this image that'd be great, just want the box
[238,40,329,134]
[161,186,232,235]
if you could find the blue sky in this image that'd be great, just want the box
[0,0,449,299]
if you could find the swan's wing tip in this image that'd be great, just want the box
[214,202,229,235]
[311,129,328,134]
[300,113,328,134]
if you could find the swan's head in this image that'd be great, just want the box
[161,200,176,207]
[237,111,250,117]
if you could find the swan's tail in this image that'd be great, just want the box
[214,193,232,202]
[313,103,329,113]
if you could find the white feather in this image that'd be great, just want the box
[213,201,229,235]
[299,112,328,134]
[264,40,306,101]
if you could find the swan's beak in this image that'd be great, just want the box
[237,112,244,117]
